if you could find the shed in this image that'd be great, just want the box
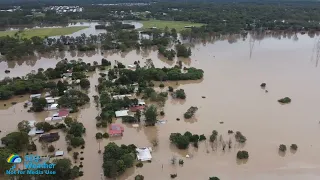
[136,147,152,161]
[109,124,124,136]
[115,110,129,117]
[55,151,64,157]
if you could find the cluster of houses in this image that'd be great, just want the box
[43,6,83,14]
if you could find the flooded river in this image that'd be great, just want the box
[2,33,320,180]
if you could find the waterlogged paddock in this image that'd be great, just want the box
[1,33,320,180]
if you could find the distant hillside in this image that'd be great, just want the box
[0,0,319,5]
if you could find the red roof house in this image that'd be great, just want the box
[129,105,145,112]
[58,109,69,117]
[109,124,124,136]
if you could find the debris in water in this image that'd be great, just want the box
[3,104,6,106]
[176,118,180,121]
[265,90,268,93]
[202,96,206,98]
[4,70,10,73]
[260,83,266,88]
[219,121,224,124]
[186,154,190,158]
[11,102,17,105]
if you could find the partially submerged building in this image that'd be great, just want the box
[136,147,152,161]
[115,110,129,117]
[39,133,60,142]
[109,124,124,136]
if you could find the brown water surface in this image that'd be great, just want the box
[1,33,320,180]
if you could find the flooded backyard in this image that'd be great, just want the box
[2,33,320,180]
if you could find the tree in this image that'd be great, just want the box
[121,153,135,168]
[237,151,249,159]
[279,144,287,152]
[235,131,247,143]
[290,144,298,151]
[70,137,85,148]
[168,86,174,92]
[0,148,12,174]
[69,122,85,137]
[53,158,72,179]
[134,110,141,122]
[36,122,53,132]
[209,177,220,180]
[1,132,29,152]
[144,105,158,126]
[48,145,55,152]
[96,132,103,139]
[73,152,79,160]
[17,120,31,133]
[64,117,73,127]
[79,79,90,89]
[31,97,47,112]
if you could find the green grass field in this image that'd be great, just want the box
[0,26,88,38]
[139,20,204,32]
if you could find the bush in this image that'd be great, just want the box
[160,111,165,116]
[184,106,198,119]
[80,157,84,160]
[136,162,143,168]
[96,122,102,128]
[135,175,144,180]
[79,164,83,168]
[73,152,79,160]
[209,177,220,180]
[199,134,206,141]
[174,89,186,99]
[79,171,84,176]
[237,151,249,159]
[48,145,55,152]
[179,159,184,165]
[96,132,103,139]
[279,144,287,152]
[159,83,165,88]
[103,133,109,139]
[235,131,247,143]
[168,86,174,92]
[290,144,298,151]
[278,97,291,104]
[67,146,72,152]
[170,174,177,178]
[228,130,234,134]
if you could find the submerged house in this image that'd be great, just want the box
[129,105,145,112]
[28,120,44,136]
[136,147,152,161]
[115,110,129,117]
[109,124,124,136]
[39,133,60,142]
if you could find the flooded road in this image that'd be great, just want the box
[2,33,320,180]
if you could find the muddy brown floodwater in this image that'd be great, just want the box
[2,33,320,180]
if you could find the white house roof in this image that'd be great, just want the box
[115,110,129,117]
[136,147,152,161]
[28,120,36,128]
[30,94,41,99]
